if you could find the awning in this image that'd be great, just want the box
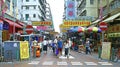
[0,19,3,23]
[4,18,22,28]
[19,22,25,26]
[92,19,101,24]
[103,13,120,22]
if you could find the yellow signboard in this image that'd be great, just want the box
[101,42,111,60]
[32,21,52,26]
[20,41,29,59]
[63,20,91,26]
[61,29,67,32]
[49,31,58,34]
[59,24,71,28]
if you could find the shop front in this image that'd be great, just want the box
[107,23,120,61]
[2,18,23,41]
[107,24,120,47]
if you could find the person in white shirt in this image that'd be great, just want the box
[42,39,48,53]
[54,37,58,44]
[68,38,72,56]
[64,40,69,57]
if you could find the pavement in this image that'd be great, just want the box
[0,48,120,67]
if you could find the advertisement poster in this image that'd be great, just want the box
[101,42,111,60]
[20,41,29,59]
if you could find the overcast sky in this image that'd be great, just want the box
[46,0,64,33]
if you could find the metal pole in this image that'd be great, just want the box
[13,0,16,41]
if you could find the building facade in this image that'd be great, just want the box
[17,0,47,24]
[76,0,98,21]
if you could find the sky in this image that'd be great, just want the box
[46,0,64,33]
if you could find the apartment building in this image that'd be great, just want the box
[17,0,47,24]
[76,0,98,21]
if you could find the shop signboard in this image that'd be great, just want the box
[20,41,29,60]
[36,26,47,31]
[0,23,3,30]
[101,42,111,60]
[66,1,75,20]
[3,22,9,30]
[32,21,52,26]
[63,20,91,26]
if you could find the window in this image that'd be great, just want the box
[26,0,29,2]
[33,14,36,18]
[26,6,29,9]
[25,14,29,20]
[34,6,36,9]
[21,6,23,9]
[90,0,94,5]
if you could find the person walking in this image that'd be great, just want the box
[85,38,91,54]
[42,38,48,53]
[68,38,72,56]
[64,40,69,57]
[57,37,63,56]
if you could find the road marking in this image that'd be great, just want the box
[57,61,67,65]
[98,62,113,65]
[69,55,75,59]
[71,62,83,65]
[85,62,97,65]
[59,56,67,59]
[28,61,39,64]
[42,61,53,65]
[59,55,75,59]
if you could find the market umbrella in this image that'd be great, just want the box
[92,27,98,32]
[78,27,85,32]
[97,28,102,33]
[86,27,93,32]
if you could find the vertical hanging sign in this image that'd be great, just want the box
[66,1,75,20]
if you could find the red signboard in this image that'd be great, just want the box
[25,25,33,34]
[99,22,107,31]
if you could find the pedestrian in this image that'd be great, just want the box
[42,38,48,53]
[57,37,63,56]
[51,40,55,53]
[85,38,91,54]
[68,38,72,56]
[64,40,69,57]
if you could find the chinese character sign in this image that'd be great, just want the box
[20,41,29,60]
[66,1,75,20]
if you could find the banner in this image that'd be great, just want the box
[37,26,47,31]
[63,20,91,26]
[101,42,111,60]
[66,1,75,20]
[32,21,52,26]
[20,41,29,59]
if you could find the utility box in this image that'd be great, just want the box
[3,41,20,61]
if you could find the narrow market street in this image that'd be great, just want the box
[0,48,120,67]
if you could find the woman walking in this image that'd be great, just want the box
[64,40,69,57]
